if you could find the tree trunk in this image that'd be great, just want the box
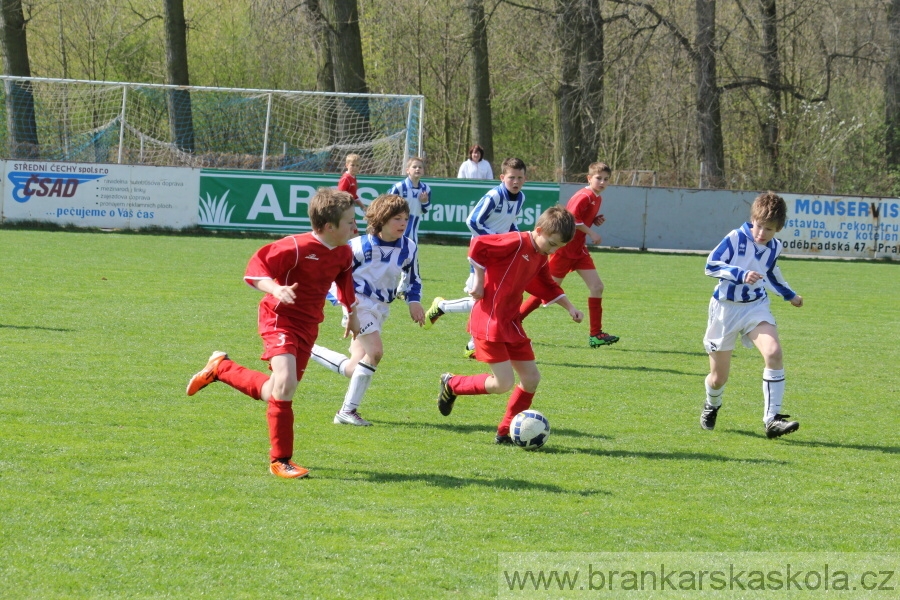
[695,0,725,188]
[759,0,781,179]
[300,0,335,92]
[556,0,604,181]
[164,0,194,153]
[466,0,494,165]
[886,0,900,168]
[320,0,372,161]
[0,0,39,158]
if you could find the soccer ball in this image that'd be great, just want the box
[510,410,550,450]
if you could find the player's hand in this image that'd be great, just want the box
[593,214,605,227]
[273,283,299,304]
[790,295,804,307]
[470,284,484,300]
[409,302,425,326]
[570,308,584,323]
[744,270,763,284]
[590,232,602,245]
[420,191,429,204]
[343,312,360,340]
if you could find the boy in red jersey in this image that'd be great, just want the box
[519,161,619,347]
[337,153,367,211]
[435,206,584,444]
[186,188,361,479]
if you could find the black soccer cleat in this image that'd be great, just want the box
[437,373,457,416]
[495,434,514,445]
[700,402,720,430]
[765,414,799,439]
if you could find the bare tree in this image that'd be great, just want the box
[320,0,367,94]
[556,0,605,180]
[758,0,781,178]
[695,0,724,187]
[466,0,494,164]
[164,0,194,152]
[0,0,39,158]
[887,0,900,168]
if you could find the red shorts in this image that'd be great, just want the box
[474,337,535,363]
[258,313,316,376]
[549,252,595,278]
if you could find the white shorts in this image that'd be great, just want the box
[354,295,391,337]
[703,296,776,353]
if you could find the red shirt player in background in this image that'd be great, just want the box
[519,161,619,348]
[337,153,367,212]
[186,188,361,479]
[434,206,584,445]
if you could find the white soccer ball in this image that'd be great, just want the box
[510,410,550,450]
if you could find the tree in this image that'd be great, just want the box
[466,0,494,164]
[0,0,39,158]
[164,0,194,152]
[556,0,604,180]
[694,0,724,188]
[887,0,900,168]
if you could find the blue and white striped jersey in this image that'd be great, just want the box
[387,177,431,242]
[706,222,796,303]
[466,184,525,236]
[349,233,422,305]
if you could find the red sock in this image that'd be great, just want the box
[266,399,294,461]
[519,295,542,320]
[216,359,269,400]
[449,373,489,395]
[497,386,535,435]
[588,297,603,337]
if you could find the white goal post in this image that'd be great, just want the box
[0,76,425,176]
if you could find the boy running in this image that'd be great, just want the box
[310,194,425,426]
[701,191,804,438]
[435,206,584,444]
[519,161,618,347]
[423,157,528,358]
[186,188,360,479]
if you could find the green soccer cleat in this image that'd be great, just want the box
[589,332,619,347]
[423,297,445,330]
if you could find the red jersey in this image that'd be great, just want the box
[467,232,566,343]
[555,187,602,260]
[337,172,358,199]
[244,233,356,334]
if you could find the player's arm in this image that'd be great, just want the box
[252,278,299,304]
[553,295,584,323]
[468,261,486,300]
[244,242,300,302]
[577,222,602,245]
[419,184,431,210]
[467,194,498,235]
[704,235,745,283]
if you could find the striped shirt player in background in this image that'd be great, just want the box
[388,157,431,298]
[423,157,528,359]
[519,161,619,348]
[434,206,583,444]
[186,188,361,479]
[310,194,425,426]
[701,191,804,439]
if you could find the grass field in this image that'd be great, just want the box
[0,229,897,598]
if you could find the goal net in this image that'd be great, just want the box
[0,76,424,175]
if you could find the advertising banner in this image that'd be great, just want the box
[197,169,560,236]
[780,193,900,260]
[1,160,200,229]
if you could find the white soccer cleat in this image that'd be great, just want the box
[333,409,372,426]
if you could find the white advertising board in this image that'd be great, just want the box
[1,160,200,229]
[780,194,900,260]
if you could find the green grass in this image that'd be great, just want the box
[0,230,897,598]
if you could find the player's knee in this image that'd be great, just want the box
[588,280,604,296]
[519,373,541,393]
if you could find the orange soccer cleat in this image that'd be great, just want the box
[186,351,228,396]
[269,459,310,479]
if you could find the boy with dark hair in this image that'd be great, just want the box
[435,206,584,444]
[310,194,425,426]
[519,161,619,347]
[424,157,528,358]
[701,191,804,438]
[186,188,361,478]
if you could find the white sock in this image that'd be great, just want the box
[705,379,724,408]
[342,361,376,413]
[439,297,475,314]
[762,368,785,424]
[311,344,349,377]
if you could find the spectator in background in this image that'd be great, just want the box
[457,144,494,180]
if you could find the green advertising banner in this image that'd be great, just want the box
[198,169,560,236]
